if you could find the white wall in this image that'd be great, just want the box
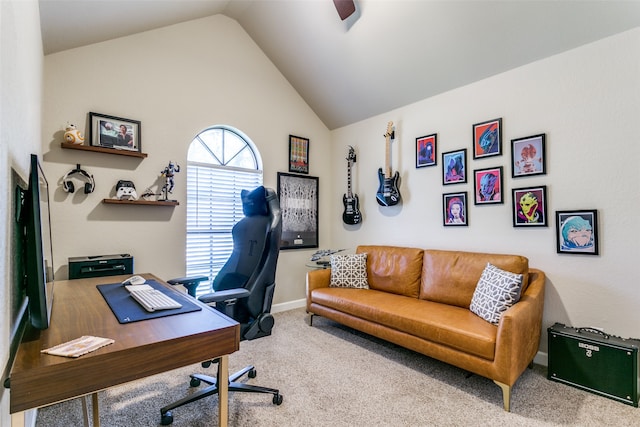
[42,15,332,305]
[330,28,640,352]
[1,1,43,425]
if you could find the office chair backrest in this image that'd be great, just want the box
[212,186,282,332]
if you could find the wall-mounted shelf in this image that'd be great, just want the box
[61,142,148,158]
[102,199,179,206]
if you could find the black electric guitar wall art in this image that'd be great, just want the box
[342,146,362,225]
[376,121,401,206]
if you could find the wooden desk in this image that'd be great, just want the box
[9,273,239,426]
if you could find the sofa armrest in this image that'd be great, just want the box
[306,268,331,311]
[493,268,546,385]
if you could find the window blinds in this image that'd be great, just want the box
[186,162,262,297]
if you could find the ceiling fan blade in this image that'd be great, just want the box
[333,0,356,21]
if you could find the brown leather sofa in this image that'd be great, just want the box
[306,245,546,411]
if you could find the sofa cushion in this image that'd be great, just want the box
[420,250,529,308]
[329,253,369,289]
[310,287,497,360]
[356,245,423,298]
[470,263,523,325]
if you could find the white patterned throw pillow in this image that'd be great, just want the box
[329,253,369,289]
[470,263,523,325]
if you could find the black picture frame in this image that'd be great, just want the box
[442,148,467,185]
[472,117,502,159]
[416,133,437,168]
[89,112,141,152]
[443,191,468,226]
[556,209,599,255]
[511,133,546,178]
[512,185,548,227]
[288,135,309,174]
[277,172,318,249]
[474,166,503,205]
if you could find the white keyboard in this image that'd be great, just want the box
[129,288,182,312]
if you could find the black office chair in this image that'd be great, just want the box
[160,186,283,425]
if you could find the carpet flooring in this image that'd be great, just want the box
[36,308,639,426]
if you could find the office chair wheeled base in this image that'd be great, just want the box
[160,361,283,425]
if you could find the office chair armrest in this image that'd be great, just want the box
[199,288,251,304]
[167,276,209,297]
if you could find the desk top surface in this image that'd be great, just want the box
[10,273,240,413]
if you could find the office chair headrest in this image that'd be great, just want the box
[241,186,268,216]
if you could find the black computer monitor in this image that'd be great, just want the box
[25,154,54,330]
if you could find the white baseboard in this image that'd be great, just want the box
[534,351,548,367]
[271,298,306,313]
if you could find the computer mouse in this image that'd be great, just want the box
[122,275,146,285]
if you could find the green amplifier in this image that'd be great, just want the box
[548,323,639,407]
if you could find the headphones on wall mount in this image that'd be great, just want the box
[62,164,95,194]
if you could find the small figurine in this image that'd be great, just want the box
[160,161,180,200]
[140,187,157,201]
[115,180,137,200]
[64,123,85,145]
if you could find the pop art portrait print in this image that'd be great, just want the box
[472,118,502,159]
[511,134,546,178]
[556,210,599,255]
[474,166,503,205]
[512,185,547,227]
[416,133,437,168]
[443,192,468,226]
[442,149,467,185]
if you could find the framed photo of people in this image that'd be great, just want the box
[556,209,599,255]
[89,112,141,152]
[511,133,546,178]
[443,192,468,226]
[512,185,548,227]
[416,133,437,168]
[474,166,503,205]
[277,172,318,249]
[472,118,502,159]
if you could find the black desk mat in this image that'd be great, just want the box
[97,279,202,324]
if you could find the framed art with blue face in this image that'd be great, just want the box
[416,133,437,168]
[512,185,547,227]
[474,166,503,205]
[472,118,502,159]
[556,210,599,255]
[442,149,466,185]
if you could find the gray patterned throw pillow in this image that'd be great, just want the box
[470,262,523,325]
[329,253,369,289]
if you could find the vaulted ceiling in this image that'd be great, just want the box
[39,1,640,130]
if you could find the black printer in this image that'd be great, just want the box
[68,254,134,279]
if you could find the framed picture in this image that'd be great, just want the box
[443,191,468,226]
[442,149,467,185]
[512,185,548,227]
[416,133,437,168]
[474,166,503,205]
[472,118,502,159]
[289,135,309,174]
[556,210,599,255]
[89,112,141,152]
[277,172,318,249]
[511,133,546,178]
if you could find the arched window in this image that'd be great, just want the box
[186,126,263,296]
